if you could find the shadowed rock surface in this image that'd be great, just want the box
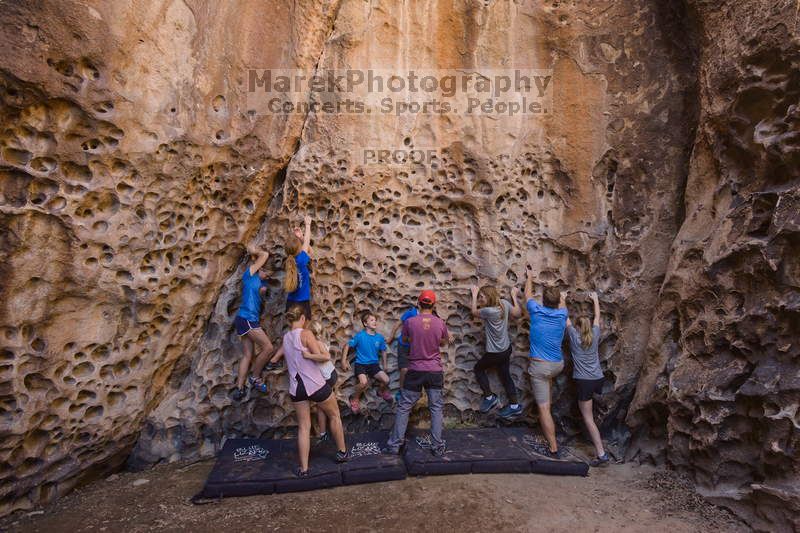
[0,0,797,530]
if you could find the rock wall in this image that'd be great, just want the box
[133,0,697,475]
[0,0,797,530]
[627,1,800,531]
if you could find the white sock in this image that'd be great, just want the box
[510,403,519,409]
[485,395,494,400]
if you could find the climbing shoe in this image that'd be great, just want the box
[231,387,247,401]
[431,446,446,458]
[381,446,400,455]
[247,375,268,393]
[479,394,499,413]
[590,453,610,467]
[294,466,310,478]
[335,449,350,463]
[498,404,523,419]
[349,397,361,414]
[544,448,563,460]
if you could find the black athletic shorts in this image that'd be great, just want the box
[354,363,382,378]
[325,369,338,389]
[234,316,261,336]
[403,370,444,392]
[397,343,410,369]
[290,374,332,403]
[575,377,604,402]
[285,299,312,320]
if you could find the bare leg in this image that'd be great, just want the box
[375,371,390,392]
[318,394,346,452]
[353,374,368,401]
[536,401,558,452]
[236,336,254,389]
[294,401,312,471]
[578,399,605,457]
[316,405,328,436]
[247,328,274,378]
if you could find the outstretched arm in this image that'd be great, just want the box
[565,293,573,328]
[302,215,312,254]
[591,291,601,328]
[247,245,269,276]
[524,270,535,305]
[510,287,523,318]
[470,285,481,318]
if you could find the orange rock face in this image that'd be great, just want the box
[0,0,797,529]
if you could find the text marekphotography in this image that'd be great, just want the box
[246,69,553,116]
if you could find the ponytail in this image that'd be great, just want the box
[286,304,305,325]
[283,235,302,293]
[284,256,299,292]
[577,317,594,349]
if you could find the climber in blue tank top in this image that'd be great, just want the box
[283,214,313,319]
[231,244,275,401]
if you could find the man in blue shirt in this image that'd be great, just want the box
[389,305,418,398]
[525,270,568,458]
[342,311,391,413]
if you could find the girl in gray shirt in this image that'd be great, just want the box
[566,291,609,466]
[470,284,523,419]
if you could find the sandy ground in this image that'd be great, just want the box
[2,457,747,533]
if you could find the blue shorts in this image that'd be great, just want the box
[234,316,261,336]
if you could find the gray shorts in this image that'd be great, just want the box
[528,359,564,405]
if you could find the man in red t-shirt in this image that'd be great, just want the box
[384,290,450,456]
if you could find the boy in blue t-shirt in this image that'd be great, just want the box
[342,311,391,413]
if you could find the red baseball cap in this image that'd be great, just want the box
[418,290,436,305]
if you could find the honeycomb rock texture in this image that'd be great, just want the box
[0,0,340,516]
[627,1,800,531]
[135,0,697,497]
[0,0,797,530]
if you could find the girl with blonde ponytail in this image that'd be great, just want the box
[565,291,609,467]
[284,214,313,319]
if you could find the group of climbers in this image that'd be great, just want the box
[233,217,610,476]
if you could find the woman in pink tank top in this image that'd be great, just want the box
[283,305,349,477]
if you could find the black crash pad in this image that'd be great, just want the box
[195,428,588,501]
[337,431,407,485]
[195,431,406,499]
[403,428,589,477]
